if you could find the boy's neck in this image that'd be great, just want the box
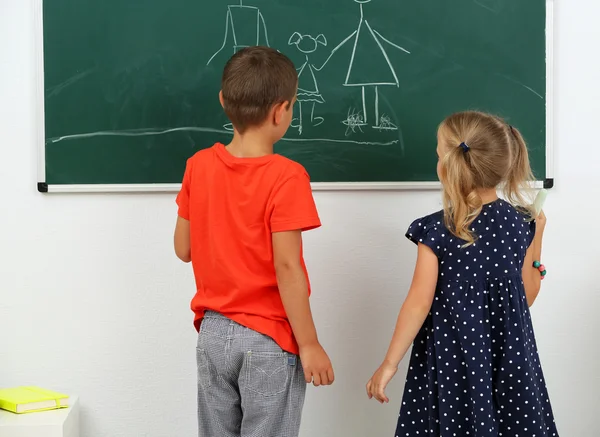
[226,129,274,158]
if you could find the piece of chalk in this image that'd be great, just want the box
[533,189,548,217]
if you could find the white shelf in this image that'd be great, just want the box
[0,396,79,437]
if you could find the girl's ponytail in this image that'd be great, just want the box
[438,111,534,244]
[441,144,483,246]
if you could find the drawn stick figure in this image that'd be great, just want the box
[207,0,270,66]
[288,32,327,135]
[317,0,410,131]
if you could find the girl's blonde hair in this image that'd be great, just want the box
[437,111,535,245]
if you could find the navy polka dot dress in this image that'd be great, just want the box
[397,200,558,437]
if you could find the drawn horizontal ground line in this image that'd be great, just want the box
[46,127,400,146]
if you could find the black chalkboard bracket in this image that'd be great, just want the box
[543,178,554,189]
[37,182,48,193]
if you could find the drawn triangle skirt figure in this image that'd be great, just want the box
[343,15,398,86]
[323,0,410,130]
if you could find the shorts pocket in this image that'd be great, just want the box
[245,351,289,397]
[197,348,212,389]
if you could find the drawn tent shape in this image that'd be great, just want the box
[206,1,272,130]
[207,0,270,66]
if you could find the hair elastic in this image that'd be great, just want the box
[509,125,517,137]
[458,142,470,153]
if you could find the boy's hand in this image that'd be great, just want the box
[299,342,334,387]
[366,361,397,403]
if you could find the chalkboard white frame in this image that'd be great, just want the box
[34,0,554,193]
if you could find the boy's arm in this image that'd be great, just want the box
[272,230,333,386]
[174,216,191,263]
[174,158,192,263]
[270,169,332,387]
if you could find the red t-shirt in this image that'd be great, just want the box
[176,143,321,354]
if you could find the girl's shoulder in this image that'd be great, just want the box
[484,199,537,247]
[404,201,536,259]
[407,210,446,232]
[405,210,449,259]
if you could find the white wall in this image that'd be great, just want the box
[1,1,599,436]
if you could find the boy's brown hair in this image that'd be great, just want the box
[221,46,298,134]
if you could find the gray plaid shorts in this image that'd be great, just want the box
[197,311,306,437]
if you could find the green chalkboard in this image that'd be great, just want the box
[40,0,549,191]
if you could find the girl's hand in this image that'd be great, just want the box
[366,361,397,404]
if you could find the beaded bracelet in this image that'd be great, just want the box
[533,261,547,280]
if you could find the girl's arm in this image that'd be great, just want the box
[522,211,546,306]
[366,243,438,403]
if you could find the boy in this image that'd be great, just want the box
[173,46,334,437]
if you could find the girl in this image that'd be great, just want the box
[367,111,558,436]
[288,32,328,134]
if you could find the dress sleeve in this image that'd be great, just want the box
[405,214,446,259]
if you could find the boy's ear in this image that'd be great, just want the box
[218,90,225,108]
[288,32,302,46]
[316,34,327,46]
[273,100,290,126]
